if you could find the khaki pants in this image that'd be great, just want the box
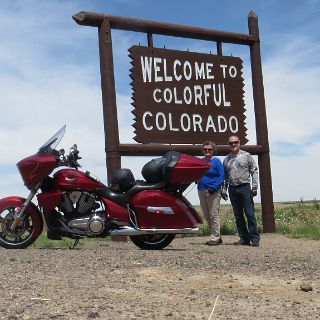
[198,189,221,241]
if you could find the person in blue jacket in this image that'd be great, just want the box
[197,141,225,245]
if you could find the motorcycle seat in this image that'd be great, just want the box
[96,180,166,207]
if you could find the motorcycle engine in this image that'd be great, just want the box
[59,191,97,216]
[59,191,105,235]
[67,212,106,235]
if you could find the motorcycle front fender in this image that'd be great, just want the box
[0,196,41,217]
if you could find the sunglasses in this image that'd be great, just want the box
[228,141,240,145]
[203,148,214,152]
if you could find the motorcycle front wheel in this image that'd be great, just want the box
[0,206,43,249]
[129,234,175,250]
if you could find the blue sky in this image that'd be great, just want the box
[0,0,319,204]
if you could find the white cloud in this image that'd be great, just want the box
[261,34,320,201]
[264,35,320,146]
[271,142,320,202]
[0,0,319,206]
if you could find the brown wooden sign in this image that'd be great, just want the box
[73,11,275,233]
[130,45,247,144]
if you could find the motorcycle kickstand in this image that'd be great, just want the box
[69,238,80,250]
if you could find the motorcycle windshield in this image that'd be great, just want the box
[38,125,66,153]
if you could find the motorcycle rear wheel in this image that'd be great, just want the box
[129,234,175,250]
[0,206,43,249]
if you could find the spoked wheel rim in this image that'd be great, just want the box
[0,207,36,247]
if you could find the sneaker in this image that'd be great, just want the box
[233,240,251,246]
[205,238,223,246]
[251,241,260,247]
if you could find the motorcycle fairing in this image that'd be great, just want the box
[17,154,58,189]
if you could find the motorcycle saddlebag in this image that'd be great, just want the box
[110,168,135,192]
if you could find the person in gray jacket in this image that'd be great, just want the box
[222,135,260,247]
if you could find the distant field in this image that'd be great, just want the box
[195,199,319,217]
[195,199,320,239]
[196,199,318,212]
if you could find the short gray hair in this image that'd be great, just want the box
[202,140,217,155]
[202,140,216,148]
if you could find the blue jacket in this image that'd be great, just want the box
[197,157,224,191]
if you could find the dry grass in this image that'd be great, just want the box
[195,199,320,239]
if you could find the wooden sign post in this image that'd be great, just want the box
[73,10,275,232]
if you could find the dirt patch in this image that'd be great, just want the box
[0,234,319,319]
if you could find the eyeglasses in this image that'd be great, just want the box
[203,148,214,152]
[228,141,240,145]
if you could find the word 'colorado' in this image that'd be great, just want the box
[142,111,239,133]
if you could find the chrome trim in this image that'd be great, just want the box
[67,215,105,234]
[110,226,199,236]
[68,217,89,230]
[88,216,105,234]
[128,206,138,228]
[147,206,174,214]
[10,182,41,231]
[40,208,49,231]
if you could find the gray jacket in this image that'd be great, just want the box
[223,150,258,190]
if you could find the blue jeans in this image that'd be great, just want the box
[228,184,260,244]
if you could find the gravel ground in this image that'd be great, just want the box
[0,234,319,320]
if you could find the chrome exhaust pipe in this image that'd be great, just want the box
[110,226,199,236]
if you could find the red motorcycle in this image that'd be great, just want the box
[0,126,209,250]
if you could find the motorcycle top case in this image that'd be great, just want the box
[142,151,210,185]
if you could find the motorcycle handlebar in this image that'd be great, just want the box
[58,146,81,169]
